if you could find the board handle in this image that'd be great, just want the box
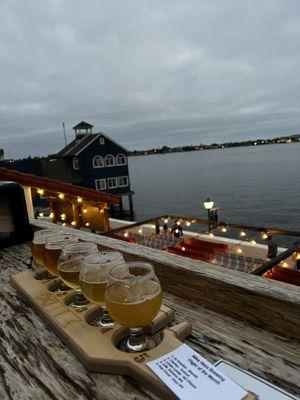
[167,321,192,341]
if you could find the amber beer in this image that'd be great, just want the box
[44,234,78,276]
[58,258,82,289]
[31,242,45,267]
[80,271,107,307]
[106,280,162,327]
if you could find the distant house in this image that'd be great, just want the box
[54,121,134,211]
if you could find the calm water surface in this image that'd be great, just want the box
[128,143,300,245]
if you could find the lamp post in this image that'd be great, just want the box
[203,198,214,231]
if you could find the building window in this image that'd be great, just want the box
[92,155,104,168]
[95,179,106,191]
[73,157,79,170]
[107,177,117,189]
[116,154,127,166]
[99,137,105,145]
[105,154,115,167]
[118,176,129,187]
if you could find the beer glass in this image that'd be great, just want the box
[57,242,98,308]
[106,262,162,351]
[80,251,125,327]
[31,228,61,272]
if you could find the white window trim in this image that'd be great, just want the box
[92,155,104,168]
[118,176,129,187]
[73,157,79,170]
[99,137,105,145]
[116,153,127,166]
[95,178,107,191]
[105,154,115,167]
[107,177,118,189]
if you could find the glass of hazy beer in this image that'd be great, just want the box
[80,251,125,327]
[106,262,162,352]
[31,229,61,271]
[57,242,98,308]
[44,234,79,292]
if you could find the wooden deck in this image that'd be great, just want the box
[0,221,299,399]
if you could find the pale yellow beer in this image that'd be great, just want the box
[106,280,162,327]
[80,272,107,307]
[44,234,78,276]
[58,258,81,289]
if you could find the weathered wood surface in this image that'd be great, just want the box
[1,240,299,399]
[32,220,300,340]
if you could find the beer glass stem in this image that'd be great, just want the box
[72,289,89,307]
[127,328,148,352]
[99,307,114,328]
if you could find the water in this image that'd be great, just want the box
[128,143,300,246]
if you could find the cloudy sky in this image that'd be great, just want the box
[1,0,300,158]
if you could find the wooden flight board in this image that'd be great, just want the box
[11,270,256,400]
[11,269,191,399]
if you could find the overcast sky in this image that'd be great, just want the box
[1,0,300,158]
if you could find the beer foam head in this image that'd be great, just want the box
[45,234,78,250]
[33,229,61,244]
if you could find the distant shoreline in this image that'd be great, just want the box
[128,134,300,157]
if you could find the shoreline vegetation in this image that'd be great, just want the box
[128,134,300,156]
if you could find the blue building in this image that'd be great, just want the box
[56,121,134,212]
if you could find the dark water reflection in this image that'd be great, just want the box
[128,143,300,247]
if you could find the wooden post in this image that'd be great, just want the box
[119,196,123,211]
[128,194,133,213]
[103,204,110,232]
[22,185,34,219]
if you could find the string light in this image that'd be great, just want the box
[295,253,300,260]
[100,208,104,213]
[38,212,44,218]
[164,218,169,224]
[37,189,44,195]
[250,239,256,245]
[239,231,246,237]
[62,223,66,227]
[50,212,54,219]
[71,221,76,226]
[77,197,83,203]
[124,232,129,237]
[182,246,186,251]
[138,228,143,234]
[281,262,288,268]
[186,221,191,227]
[176,221,181,226]
[236,247,242,254]
[85,222,90,227]
[83,208,88,214]
[60,213,66,221]
[58,193,64,199]
[151,224,156,229]
[261,232,268,240]
[208,232,214,238]
[175,229,179,234]
[220,226,227,233]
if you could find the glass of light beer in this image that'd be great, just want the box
[106,262,162,351]
[80,251,125,327]
[44,234,79,292]
[31,229,61,271]
[57,242,98,308]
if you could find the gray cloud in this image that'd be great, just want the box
[0,0,300,157]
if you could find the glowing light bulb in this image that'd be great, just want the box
[83,208,87,214]
[208,232,214,237]
[71,221,76,226]
[124,232,128,237]
[58,193,64,199]
[221,226,227,233]
[250,239,256,245]
[281,262,288,268]
[186,221,191,227]
[49,212,54,219]
[236,248,242,254]
[62,223,66,227]
[100,209,104,213]
[138,228,143,234]
[164,218,169,224]
[176,221,181,226]
[261,232,268,240]
[182,246,186,251]
[38,212,44,218]
[77,197,83,203]
[37,189,44,195]
[239,231,246,237]
[296,253,300,260]
[85,222,90,227]
[60,213,66,221]
[175,229,179,234]
[151,224,156,229]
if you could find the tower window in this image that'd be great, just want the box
[93,155,104,168]
[105,155,115,167]
[116,154,127,165]
[99,137,105,145]
[73,157,79,170]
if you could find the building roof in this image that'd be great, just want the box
[73,121,94,130]
[0,167,120,204]
[56,132,129,157]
